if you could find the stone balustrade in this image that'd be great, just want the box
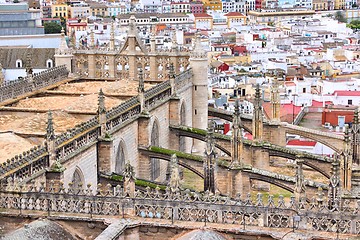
[0,180,359,234]
[0,66,69,103]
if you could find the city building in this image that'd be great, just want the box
[0,2,43,36]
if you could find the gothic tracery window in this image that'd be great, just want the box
[115,142,126,174]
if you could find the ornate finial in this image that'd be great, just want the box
[205,120,216,157]
[294,159,306,195]
[110,21,114,39]
[138,68,144,93]
[330,153,341,188]
[171,29,178,50]
[61,27,65,36]
[255,84,261,99]
[169,154,181,192]
[123,161,136,181]
[344,124,350,143]
[46,111,55,141]
[354,107,359,124]
[191,33,206,58]
[169,63,175,79]
[204,120,217,194]
[128,15,137,36]
[90,29,95,48]
[25,51,33,75]
[109,21,115,51]
[234,97,240,116]
[97,88,106,114]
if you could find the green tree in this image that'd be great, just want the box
[44,22,62,34]
[347,20,360,30]
[334,11,347,23]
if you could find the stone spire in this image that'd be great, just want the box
[231,98,243,166]
[97,89,107,138]
[138,68,146,113]
[294,159,306,201]
[171,29,178,51]
[168,154,181,192]
[109,21,115,51]
[138,68,144,93]
[252,84,263,141]
[90,29,95,48]
[351,107,360,165]
[55,27,73,73]
[46,111,55,141]
[270,75,280,122]
[204,121,217,194]
[25,51,33,76]
[128,15,137,37]
[150,26,156,52]
[342,125,352,192]
[168,63,176,95]
[58,27,69,51]
[46,111,64,172]
[191,33,206,59]
[328,153,341,208]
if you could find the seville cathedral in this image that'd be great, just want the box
[1,16,360,239]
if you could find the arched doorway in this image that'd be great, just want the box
[151,121,160,181]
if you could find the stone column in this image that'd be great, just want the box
[203,121,217,194]
[190,33,208,153]
[169,96,181,151]
[97,139,114,175]
[88,54,96,78]
[270,76,280,123]
[45,171,64,192]
[251,144,270,191]
[231,98,244,166]
[137,115,151,179]
[108,55,115,78]
[149,55,157,81]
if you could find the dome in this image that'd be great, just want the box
[175,229,227,240]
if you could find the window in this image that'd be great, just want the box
[302,88,306,93]
[16,59,22,68]
[348,99,353,105]
[46,59,53,68]
[115,142,126,174]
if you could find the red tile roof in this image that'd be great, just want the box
[333,90,360,97]
[194,13,212,18]
[224,12,245,17]
[287,139,316,147]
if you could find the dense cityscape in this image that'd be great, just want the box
[0,0,360,239]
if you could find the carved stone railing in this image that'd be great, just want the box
[293,107,306,125]
[144,81,171,110]
[283,123,344,140]
[0,66,69,102]
[0,146,48,181]
[175,68,193,92]
[0,181,360,234]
